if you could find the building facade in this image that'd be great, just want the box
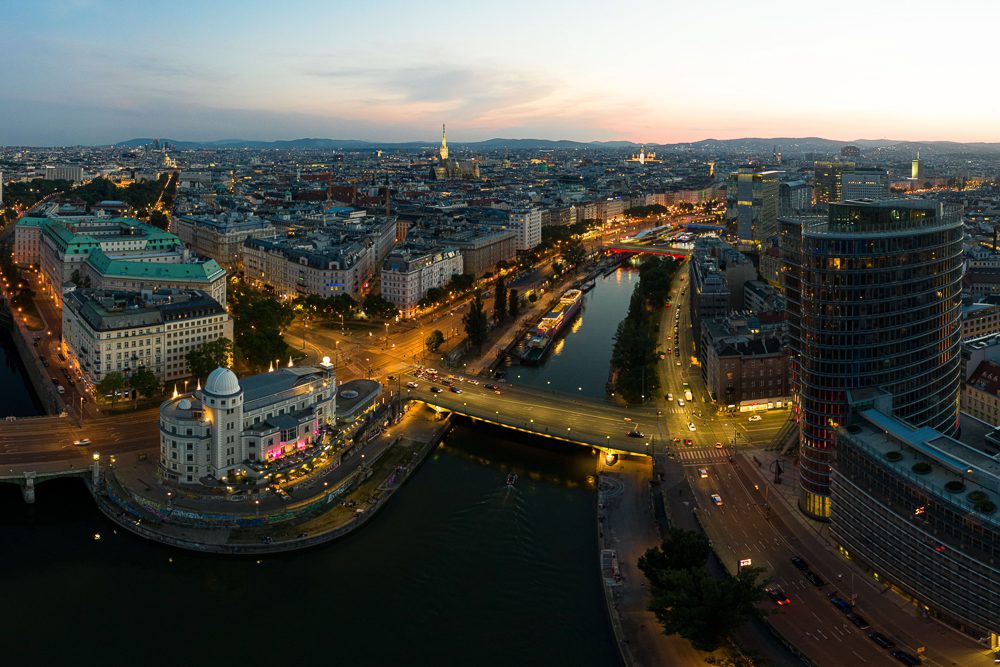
[782,200,965,519]
[173,214,275,269]
[159,364,335,485]
[507,208,542,251]
[380,246,463,318]
[727,168,780,242]
[840,168,890,201]
[62,288,232,387]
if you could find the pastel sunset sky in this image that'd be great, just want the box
[3,0,996,145]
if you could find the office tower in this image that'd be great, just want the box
[912,150,921,179]
[840,167,890,201]
[782,200,964,519]
[727,168,780,242]
[812,161,855,204]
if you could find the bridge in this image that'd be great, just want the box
[603,241,691,259]
[401,371,661,455]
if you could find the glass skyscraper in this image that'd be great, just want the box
[782,200,964,519]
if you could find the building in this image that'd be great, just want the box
[840,168,890,201]
[742,279,784,314]
[17,215,227,308]
[758,244,783,290]
[727,168,780,241]
[507,208,542,251]
[449,229,517,276]
[832,399,1000,650]
[173,214,275,269]
[380,246,463,318]
[962,300,1000,341]
[702,319,790,409]
[782,200,965,519]
[62,288,231,387]
[911,151,921,180]
[44,165,84,182]
[159,364,335,485]
[812,161,855,204]
[779,180,812,216]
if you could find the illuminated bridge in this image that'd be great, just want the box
[602,241,692,259]
[401,372,659,456]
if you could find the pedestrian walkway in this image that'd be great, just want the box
[674,446,731,465]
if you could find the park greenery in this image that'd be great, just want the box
[293,292,357,319]
[0,174,177,225]
[463,292,489,352]
[362,293,399,320]
[418,273,475,309]
[508,288,520,319]
[494,275,508,322]
[639,528,768,651]
[96,371,126,407]
[186,338,234,380]
[611,256,677,403]
[625,204,670,217]
[425,329,445,353]
[229,284,295,373]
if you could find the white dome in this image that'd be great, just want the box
[178,398,192,410]
[204,367,241,396]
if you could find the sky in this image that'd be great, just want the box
[3,0,999,146]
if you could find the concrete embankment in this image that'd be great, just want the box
[92,411,452,555]
[3,303,64,416]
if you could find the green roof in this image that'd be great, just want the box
[86,248,225,282]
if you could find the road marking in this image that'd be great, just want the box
[850,651,867,663]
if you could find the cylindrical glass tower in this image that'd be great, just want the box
[782,200,964,519]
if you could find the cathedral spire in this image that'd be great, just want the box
[439,123,449,161]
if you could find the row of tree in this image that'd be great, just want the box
[95,367,162,407]
[610,256,677,403]
[639,528,768,651]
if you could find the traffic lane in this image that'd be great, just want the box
[688,466,890,665]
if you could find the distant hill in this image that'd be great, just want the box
[112,136,1000,155]
[113,137,640,151]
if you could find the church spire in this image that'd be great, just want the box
[439,123,449,161]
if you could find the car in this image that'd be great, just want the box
[675,360,681,366]
[688,423,696,431]
[485,383,498,391]
[846,612,870,629]
[867,632,896,649]
[889,650,922,666]
[666,392,673,401]
[677,399,685,407]
[387,375,397,381]
[623,417,632,422]
[441,378,453,386]
[626,430,644,438]
[665,303,671,308]
[430,386,442,393]
[766,586,791,606]
[710,493,724,507]
[73,438,91,447]
[672,437,681,444]
[683,438,693,446]
[449,386,462,394]
[714,442,723,449]
[665,335,672,341]
[697,467,708,479]
[790,555,809,571]
[828,593,852,612]
[803,570,825,587]
[749,414,762,422]
[405,381,418,389]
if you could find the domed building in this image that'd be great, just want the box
[159,361,335,485]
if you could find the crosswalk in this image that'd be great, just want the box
[673,447,732,465]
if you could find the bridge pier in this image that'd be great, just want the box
[21,472,36,504]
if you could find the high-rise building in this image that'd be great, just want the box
[840,167,890,201]
[782,200,964,519]
[44,165,84,182]
[812,161,855,204]
[911,150,921,179]
[726,168,780,241]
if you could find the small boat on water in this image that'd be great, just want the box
[506,472,518,487]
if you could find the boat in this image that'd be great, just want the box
[506,472,518,487]
[580,278,596,293]
[516,289,584,365]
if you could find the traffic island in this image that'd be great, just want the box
[91,406,450,554]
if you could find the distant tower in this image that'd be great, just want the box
[708,161,715,177]
[911,150,921,180]
[439,123,449,161]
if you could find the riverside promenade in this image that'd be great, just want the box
[92,406,451,554]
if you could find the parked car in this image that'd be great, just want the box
[828,594,852,613]
[790,555,809,571]
[867,632,896,649]
[889,650,922,666]
[846,612,870,629]
[804,570,825,587]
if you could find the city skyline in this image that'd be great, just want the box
[4,0,999,146]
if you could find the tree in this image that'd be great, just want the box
[229,286,294,372]
[463,293,489,352]
[425,329,445,353]
[639,528,768,651]
[186,338,233,380]
[362,293,399,320]
[563,238,586,268]
[508,288,520,319]
[129,367,161,403]
[96,371,126,407]
[148,210,169,230]
[494,276,508,322]
[448,273,474,292]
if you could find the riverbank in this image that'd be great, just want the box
[91,406,452,554]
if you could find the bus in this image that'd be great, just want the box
[682,382,693,402]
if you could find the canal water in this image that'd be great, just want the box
[510,268,637,399]
[0,424,620,665]
[0,270,637,664]
[0,327,42,417]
